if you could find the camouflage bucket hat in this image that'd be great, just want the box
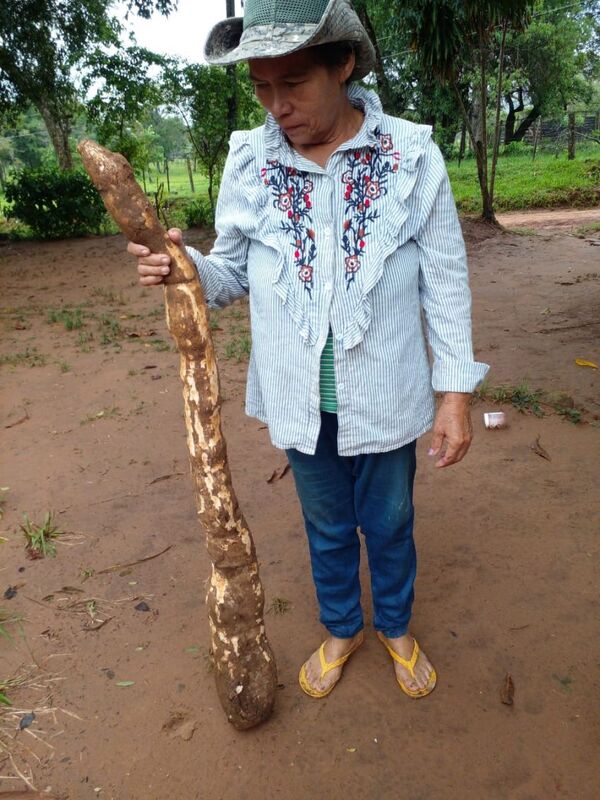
[204,0,376,81]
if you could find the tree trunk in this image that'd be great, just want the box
[532,117,542,161]
[490,22,508,207]
[207,164,216,215]
[458,120,467,165]
[356,4,394,113]
[165,158,171,193]
[454,82,498,225]
[77,139,277,730]
[504,88,524,145]
[511,106,541,143]
[477,33,490,216]
[568,112,576,160]
[36,99,73,170]
[186,157,195,193]
[226,0,237,137]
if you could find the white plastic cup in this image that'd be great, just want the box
[484,411,506,429]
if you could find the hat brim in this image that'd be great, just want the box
[204,0,375,81]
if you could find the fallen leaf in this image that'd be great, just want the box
[19,711,36,729]
[116,680,135,687]
[126,329,156,338]
[574,358,598,369]
[266,463,291,483]
[530,435,551,462]
[346,747,357,753]
[148,473,183,485]
[4,409,29,428]
[500,674,514,706]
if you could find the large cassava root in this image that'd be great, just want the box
[77,139,277,730]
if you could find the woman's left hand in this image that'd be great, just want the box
[428,393,473,468]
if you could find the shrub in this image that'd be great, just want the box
[501,141,532,157]
[5,165,107,239]
[184,197,215,229]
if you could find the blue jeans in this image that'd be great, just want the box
[286,412,417,639]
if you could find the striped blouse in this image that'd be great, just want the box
[186,84,489,456]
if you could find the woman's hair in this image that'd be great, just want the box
[309,41,357,77]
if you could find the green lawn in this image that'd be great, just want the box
[141,159,209,199]
[153,148,600,219]
[447,146,599,213]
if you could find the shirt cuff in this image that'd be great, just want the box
[432,360,490,393]
[185,245,222,307]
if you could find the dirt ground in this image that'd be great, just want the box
[1,210,599,799]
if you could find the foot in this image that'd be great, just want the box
[379,633,435,693]
[301,631,363,695]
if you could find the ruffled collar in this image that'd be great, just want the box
[264,83,384,161]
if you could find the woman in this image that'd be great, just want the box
[129,0,489,699]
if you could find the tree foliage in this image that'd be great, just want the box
[5,165,106,238]
[163,61,264,212]
[503,0,599,142]
[0,0,176,169]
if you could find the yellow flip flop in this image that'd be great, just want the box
[299,634,364,698]
[376,631,437,698]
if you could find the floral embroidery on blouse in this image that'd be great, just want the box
[341,131,401,287]
[262,160,316,297]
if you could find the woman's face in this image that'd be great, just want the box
[248,48,354,147]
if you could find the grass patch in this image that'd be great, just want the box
[556,407,582,425]
[20,511,65,558]
[77,330,94,352]
[0,347,46,367]
[98,314,123,346]
[574,221,600,238]
[91,287,127,305]
[475,381,545,417]
[0,487,8,519]
[0,607,22,641]
[46,305,85,330]
[224,330,251,362]
[268,597,291,615]
[448,148,600,213]
[57,360,71,373]
[509,227,537,236]
[475,381,586,421]
[149,338,170,352]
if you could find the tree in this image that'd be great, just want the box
[0,0,176,169]
[503,0,599,143]
[404,0,533,223]
[85,46,166,172]
[163,61,264,213]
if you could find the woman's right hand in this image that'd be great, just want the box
[127,227,183,286]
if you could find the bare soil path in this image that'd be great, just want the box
[1,221,599,799]
[497,206,600,230]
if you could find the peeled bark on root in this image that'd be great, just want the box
[77,139,277,730]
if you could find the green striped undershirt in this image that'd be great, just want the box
[319,329,337,413]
